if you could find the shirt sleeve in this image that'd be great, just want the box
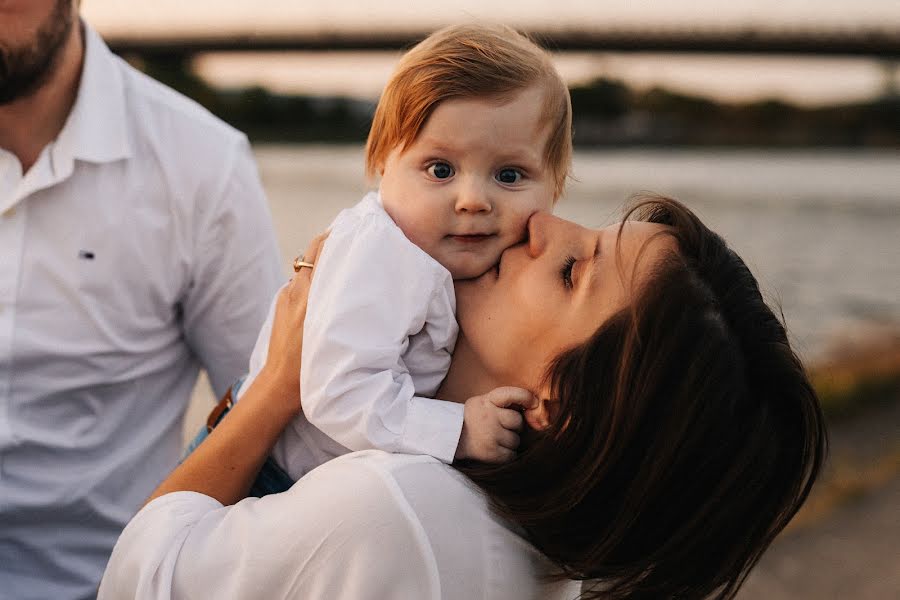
[301,212,464,464]
[180,137,283,397]
[97,459,440,600]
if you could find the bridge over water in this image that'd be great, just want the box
[106,28,900,58]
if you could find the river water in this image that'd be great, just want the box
[254,144,900,362]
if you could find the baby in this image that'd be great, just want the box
[238,24,573,483]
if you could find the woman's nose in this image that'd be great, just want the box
[454,180,492,214]
[527,212,586,258]
[526,212,554,258]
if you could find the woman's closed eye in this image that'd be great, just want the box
[560,255,576,289]
[495,168,524,185]
[426,161,454,180]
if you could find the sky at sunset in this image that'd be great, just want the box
[80,1,899,105]
[81,1,900,33]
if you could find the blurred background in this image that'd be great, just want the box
[82,2,899,597]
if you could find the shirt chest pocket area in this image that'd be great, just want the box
[64,222,188,335]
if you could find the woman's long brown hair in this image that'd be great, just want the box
[459,197,827,599]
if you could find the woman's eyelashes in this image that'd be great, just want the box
[426,161,454,179]
[560,255,576,289]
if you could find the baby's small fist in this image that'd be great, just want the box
[454,387,536,463]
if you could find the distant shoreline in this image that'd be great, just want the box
[244,135,900,149]
[136,56,900,149]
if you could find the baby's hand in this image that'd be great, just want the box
[454,386,539,463]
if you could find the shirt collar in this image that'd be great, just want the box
[52,22,132,167]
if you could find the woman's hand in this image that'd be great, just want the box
[257,231,329,416]
[144,232,329,507]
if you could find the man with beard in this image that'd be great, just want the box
[0,2,282,598]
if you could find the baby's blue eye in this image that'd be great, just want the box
[496,168,522,184]
[428,162,454,179]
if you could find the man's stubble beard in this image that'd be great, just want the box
[0,0,75,105]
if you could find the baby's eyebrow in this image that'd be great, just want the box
[500,142,543,159]
[415,138,461,154]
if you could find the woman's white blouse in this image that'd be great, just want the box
[98,451,580,600]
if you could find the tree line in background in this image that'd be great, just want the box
[140,57,899,147]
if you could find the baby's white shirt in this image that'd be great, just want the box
[241,192,464,479]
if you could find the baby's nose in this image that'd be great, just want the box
[455,181,492,213]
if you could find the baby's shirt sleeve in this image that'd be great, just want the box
[301,203,464,464]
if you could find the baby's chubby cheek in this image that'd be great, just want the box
[445,252,495,281]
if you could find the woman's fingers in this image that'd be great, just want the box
[287,230,329,297]
[266,230,331,382]
[283,228,331,325]
[304,230,329,265]
[279,272,311,329]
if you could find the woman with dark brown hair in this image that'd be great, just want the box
[99,198,826,600]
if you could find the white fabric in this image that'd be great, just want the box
[242,193,464,479]
[98,450,581,600]
[0,24,281,600]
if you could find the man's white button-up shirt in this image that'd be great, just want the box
[0,24,281,600]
